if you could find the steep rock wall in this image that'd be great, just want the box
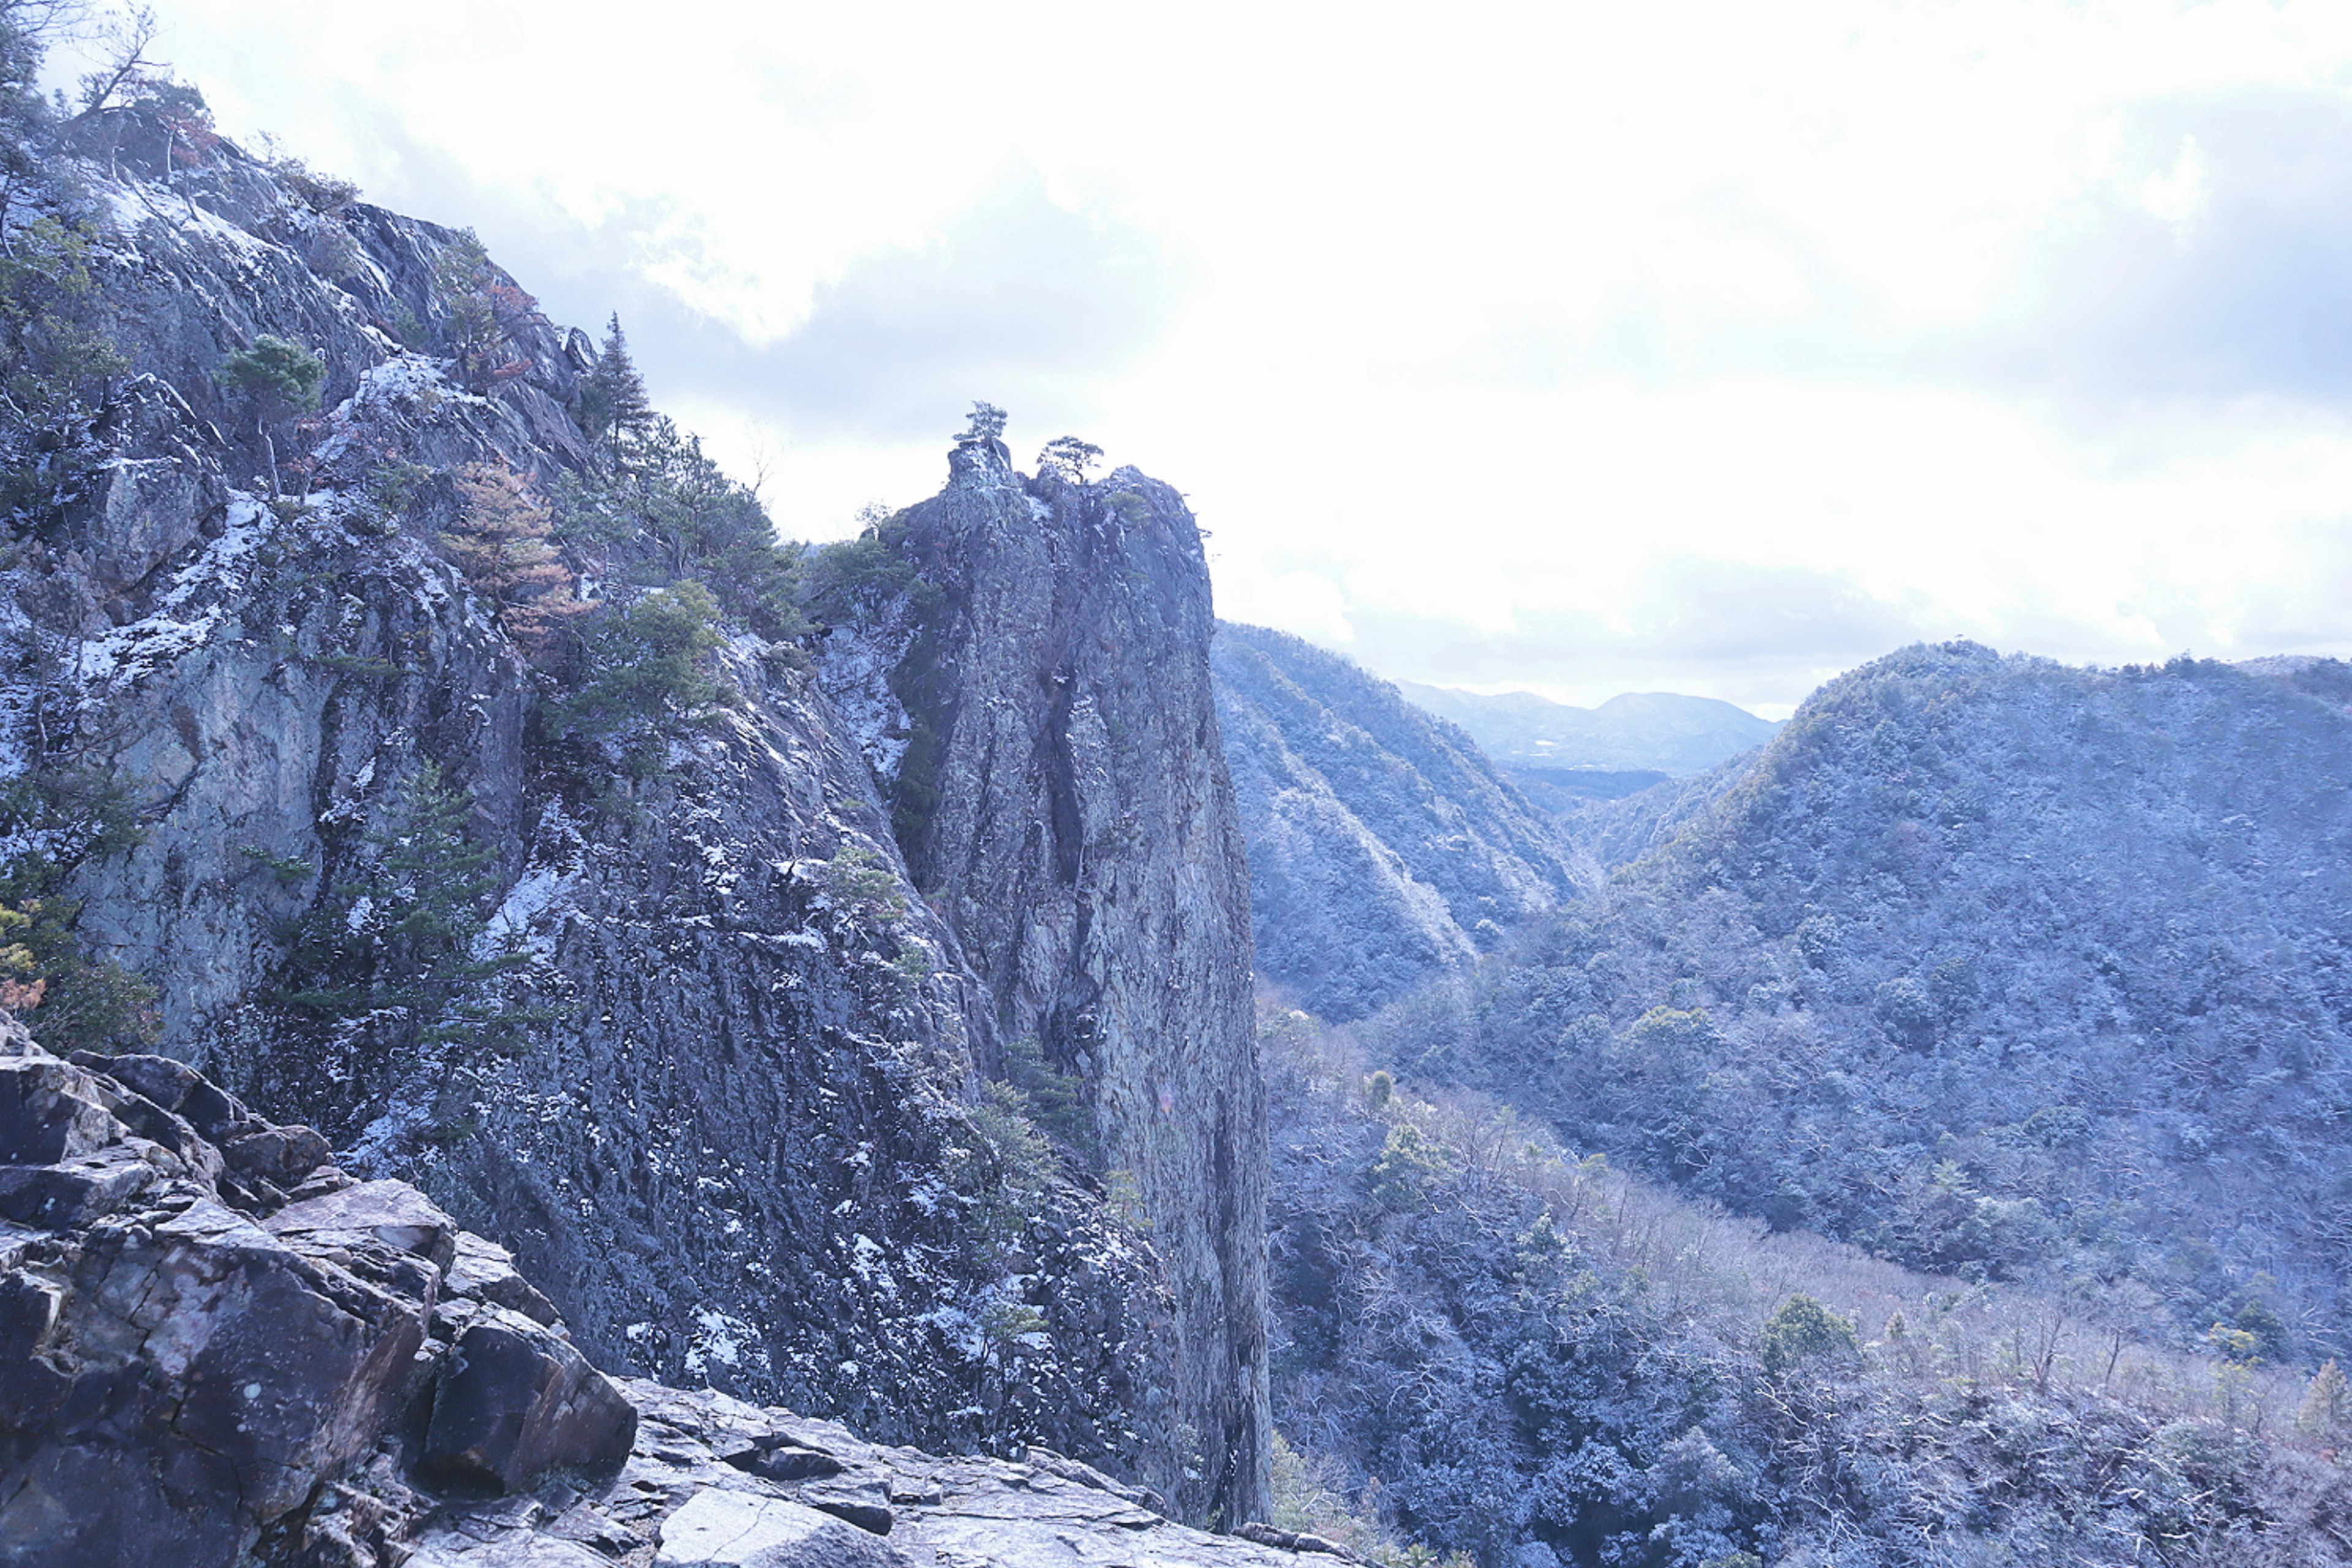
[817,433,1269,1526]
[11,116,1169,1490]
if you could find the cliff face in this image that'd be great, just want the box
[2,107,1260,1509]
[1212,622,1576,1020]
[816,434,1268,1526]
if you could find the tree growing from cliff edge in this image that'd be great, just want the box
[578,312,651,462]
[442,461,586,658]
[217,334,322,496]
[1037,435,1102,483]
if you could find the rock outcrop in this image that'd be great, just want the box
[0,1017,635,1566]
[0,1028,1339,1567]
[815,431,1268,1526]
[1212,622,1576,1020]
[7,107,1244,1507]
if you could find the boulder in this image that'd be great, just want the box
[423,1307,639,1492]
[0,1054,126,1164]
[0,1033,639,1565]
[0,1197,430,1568]
[266,1177,460,1272]
[445,1230,561,1325]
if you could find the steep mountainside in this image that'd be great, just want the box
[812,430,1268,1527]
[1399,683,1779,775]
[1376,643,2352,1357]
[2,98,1260,1520]
[1212,623,1577,1020]
[1259,1006,2352,1568]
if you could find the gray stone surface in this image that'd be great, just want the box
[655,1489,900,1567]
[18,115,1182,1491]
[0,1026,635,1566]
[817,441,1268,1525]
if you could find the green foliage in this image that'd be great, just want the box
[576,313,651,456]
[1036,434,1102,483]
[799,505,956,853]
[267,155,358,213]
[217,334,324,495]
[217,334,325,420]
[0,216,130,529]
[996,1035,1095,1161]
[553,581,729,776]
[551,418,802,639]
[958,1080,1064,1247]
[1368,1120,1454,1212]
[800,505,930,630]
[0,763,157,1053]
[432,229,535,390]
[1758,1294,1860,1376]
[279,760,527,1049]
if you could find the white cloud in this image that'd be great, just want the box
[60,0,2352,705]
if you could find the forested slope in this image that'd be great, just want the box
[1213,622,1575,1019]
[1366,642,2352,1358]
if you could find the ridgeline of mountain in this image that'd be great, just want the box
[1211,623,1577,1020]
[1398,682,1781,778]
[0,93,1264,1528]
[1373,641,2352,1358]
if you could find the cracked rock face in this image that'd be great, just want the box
[0,1019,635,1568]
[817,441,1269,1527]
[0,1033,1335,1568]
[23,123,1170,1488]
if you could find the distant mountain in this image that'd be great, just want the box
[1373,642,2352,1358]
[1396,682,1781,775]
[1213,624,1577,1020]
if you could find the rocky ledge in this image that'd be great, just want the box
[0,1020,1344,1567]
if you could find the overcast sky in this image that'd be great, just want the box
[57,1,2352,714]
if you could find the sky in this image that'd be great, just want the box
[50,0,2352,715]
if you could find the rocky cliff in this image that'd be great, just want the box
[814,429,1267,1526]
[1211,623,1575,1020]
[2,101,1262,1521]
[0,1024,1346,1568]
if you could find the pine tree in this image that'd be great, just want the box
[217,334,324,495]
[280,760,522,1042]
[2297,1359,2349,1441]
[442,461,585,657]
[578,312,650,462]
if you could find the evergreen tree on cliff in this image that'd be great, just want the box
[578,312,650,462]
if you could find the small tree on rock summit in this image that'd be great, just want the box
[1037,435,1102,483]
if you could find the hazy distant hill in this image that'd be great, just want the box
[1374,642,2352,1358]
[1397,682,1781,776]
[1213,624,1576,1019]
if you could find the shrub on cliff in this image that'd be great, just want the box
[552,581,731,776]
[0,216,130,529]
[277,760,527,1052]
[552,418,801,640]
[218,333,324,494]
